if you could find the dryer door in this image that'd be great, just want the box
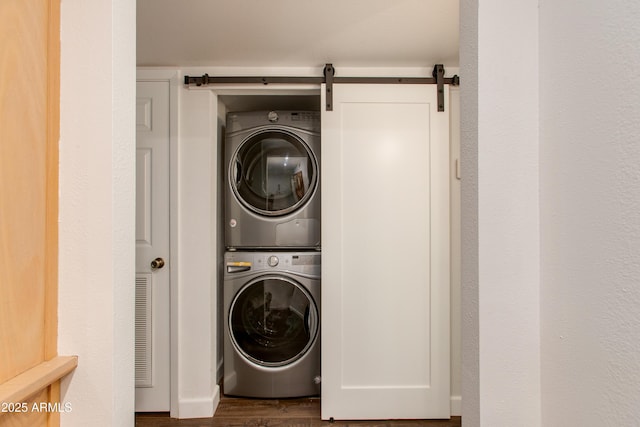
[231,130,318,216]
[229,276,319,367]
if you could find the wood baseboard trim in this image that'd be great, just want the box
[0,355,78,411]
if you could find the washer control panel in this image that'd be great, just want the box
[224,252,321,277]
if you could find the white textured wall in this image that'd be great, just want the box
[461,0,541,424]
[58,0,136,426]
[459,0,479,424]
[539,1,640,425]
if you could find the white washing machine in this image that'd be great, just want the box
[223,251,320,398]
[225,110,321,249]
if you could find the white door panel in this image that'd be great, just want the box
[135,80,171,411]
[321,84,450,420]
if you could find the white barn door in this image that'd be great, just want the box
[321,84,450,420]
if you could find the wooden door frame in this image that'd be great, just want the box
[0,2,78,427]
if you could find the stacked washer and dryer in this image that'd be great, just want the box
[223,110,321,398]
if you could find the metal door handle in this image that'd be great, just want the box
[151,257,165,269]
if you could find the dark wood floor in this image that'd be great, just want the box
[135,396,462,427]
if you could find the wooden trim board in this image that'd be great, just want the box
[0,356,77,412]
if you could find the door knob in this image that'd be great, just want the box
[150,257,165,269]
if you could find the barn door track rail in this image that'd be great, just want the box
[184,64,460,112]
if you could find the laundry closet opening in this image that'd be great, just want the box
[135,76,460,418]
[214,91,322,389]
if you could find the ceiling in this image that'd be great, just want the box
[136,0,459,69]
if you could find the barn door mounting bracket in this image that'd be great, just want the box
[433,64,445,112]
[324,64,335,111]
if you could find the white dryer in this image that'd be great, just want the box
[223,251,321,398]
[225,110,320,249]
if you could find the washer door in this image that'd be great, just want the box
[230,129,318,216]
[229,276,319,367]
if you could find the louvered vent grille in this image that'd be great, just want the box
[135,274,152,387]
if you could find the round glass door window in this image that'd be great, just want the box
[229,276,318,367]
[231,130,318,216]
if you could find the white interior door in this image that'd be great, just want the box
[321,84,450,420]
[135,80,171,411]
